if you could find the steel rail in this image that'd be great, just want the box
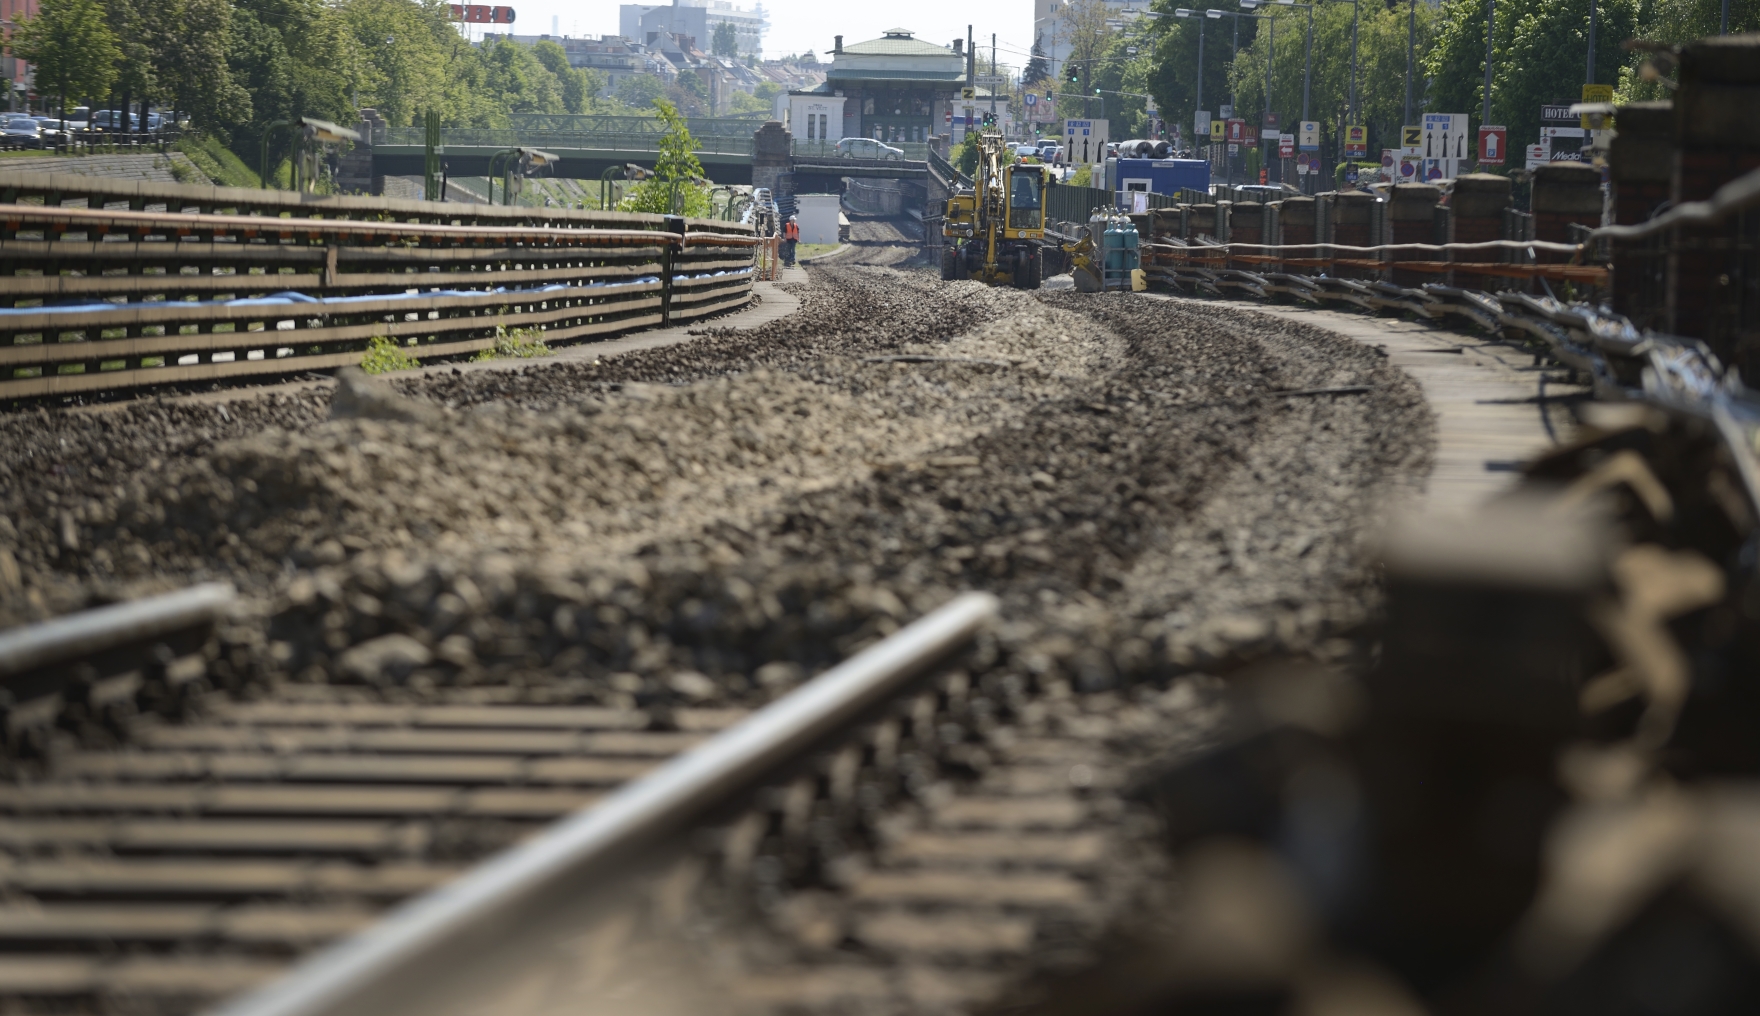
[1145,238,1586,257]
[1590,160,1760,243]
[0,204,683,246]
[0,582,236,678]
[207,590,1001,1016]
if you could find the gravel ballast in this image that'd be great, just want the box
[0,225,1436,1013]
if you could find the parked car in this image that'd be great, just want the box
[834,137,904,161]
[31,116,64,140]
[1012,143,1042,160]
[1,116,42,148]
[90,110,143,131]
[61,106,90,131]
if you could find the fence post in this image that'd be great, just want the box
[1670,35,1760,383]
[661,214,685,325]
[1388,184,1441,288]
[1608,101,1673,331]
[1449,174,1512,291]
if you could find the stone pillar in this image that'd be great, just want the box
[1279,196,1317,247]
[1333,190,1377,279]
[1608,102,1673,330]
[1670,35,1760,381]
[751,121,792,201]
[1449,174,1512,291]
[1530,162,1603,243]
[1188,203,1217,240]
[1388,183,1441,288]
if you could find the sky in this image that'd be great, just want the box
[526,0,1041,67]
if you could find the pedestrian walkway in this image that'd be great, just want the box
[1244,304,1584,517]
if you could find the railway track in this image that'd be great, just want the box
[0,587,1014,1013]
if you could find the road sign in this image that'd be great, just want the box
[1228,143,1239,156]
[1424,158,1445,182]
[1381,148,1394,168]
[1297,152,1314,175]
[1422,113,1469,162]
[1299,121,1320,151]
[1025,93,1037,107]
[1541,104,1576,123]
[1226,118,1246,143]
[1399,155,1420,179]
[1524,143,1548,170]
[1220,104,1234,119]
[1279,135,1294,158]
[1211,119,1225,141]
[1242,125,1258,148]
[1478,125,1507,165]
[944,109,952,126]
[1581,84,1614,127]
[961,87,975,99]
[1543,126,1586,139]
[1195,110,1212,134]
[1344,124,1368,158]
[1401,125,1422,150]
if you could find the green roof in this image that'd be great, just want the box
[841,31,955,57]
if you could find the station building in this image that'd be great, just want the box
[780,29,967,145]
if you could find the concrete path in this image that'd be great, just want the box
[0,152,203,186]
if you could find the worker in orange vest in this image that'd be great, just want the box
[782,216,800,266]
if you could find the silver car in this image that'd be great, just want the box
[835,137,904,161]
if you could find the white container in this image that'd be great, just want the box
[794,193,843,245]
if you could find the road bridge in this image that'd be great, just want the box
[368,131,937,194]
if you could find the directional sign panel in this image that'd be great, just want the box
[1344,124,1368,159]
[1211,119,1225,141]
[1299,121,1320,151]
[1478,125,1507,165]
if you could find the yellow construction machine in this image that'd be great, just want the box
[940,133,1049,289]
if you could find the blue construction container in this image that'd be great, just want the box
[1111,158,1211,207]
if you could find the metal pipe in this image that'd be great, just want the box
[207,591,1002,1016]
[0,582,235,678]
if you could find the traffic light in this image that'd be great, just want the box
[1066,65,1079,85]
[1044,93,1053,105]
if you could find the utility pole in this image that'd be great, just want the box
[1482,0,1494,127]
[1723,0,1729,33]
[1405,0,1414,128]
[991,33,998,125]
[1587,0,1596,84]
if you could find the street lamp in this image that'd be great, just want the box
[1171,10,1207,124]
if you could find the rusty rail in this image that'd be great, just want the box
[0,189,759,401]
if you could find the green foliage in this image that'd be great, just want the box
[472,324,552,361]
[11,0,122,107]
[1070,163,1093,187]
[619,100,711,215]
[616,73,667,108]
[954,131,980,176]
[1425,0,1640,150]
[530,39,601,114]
[360,334,419,374]
[177,134,260,187]
[711,21,738,59]
[753,80,781,103]
[724,89,772,115]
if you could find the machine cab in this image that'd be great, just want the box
[1006,165,1045,235]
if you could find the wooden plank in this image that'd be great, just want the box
[0,818,419,854]
[0,858,457,897]
[204,701,652,730]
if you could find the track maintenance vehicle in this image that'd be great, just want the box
[940,133,1049,289]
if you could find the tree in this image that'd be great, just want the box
[10,0,121,113]
[1425,0,1639,157]
[530,38,597,113]
[616,72,667,108]
[1024,36,1050,88]
[621,99,710,216]
[711,21,738,58]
